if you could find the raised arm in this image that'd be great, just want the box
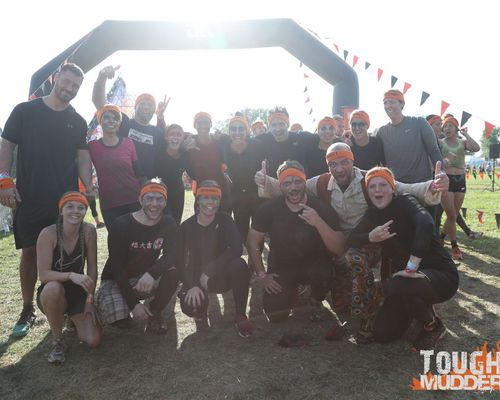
[92,65,120,110]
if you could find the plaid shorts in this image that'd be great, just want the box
[96,277,159,325]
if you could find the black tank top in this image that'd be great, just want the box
[51,238,85,274]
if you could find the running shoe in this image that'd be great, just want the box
[12,307,37,338]
[235,316,254,338]
[411,317,446,352]
[144,312,168,335]
[451,246,463,260]
[48,338,66,364]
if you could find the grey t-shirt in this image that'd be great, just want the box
[376,116,442,183]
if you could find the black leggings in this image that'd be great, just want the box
[263,258,333,323]
[149,267,179,313]
[231,192,263,243]
[373,275,442,343]
[179,257,249,318]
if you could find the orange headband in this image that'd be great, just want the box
[193,112,212,127]
[278,167,306,184]
[268,112,290,127]
[383,90,405,104]
[326,149,354,163]
[317,117,337,131]
[427,115,442,126]
[365,168,395,191]
[58,193,89,210]
[196,187,222,198]
[135,93,156,109]
[350,110,370,128]
[229,116,249,131]
[442,116,459,129]
[97,104,122,124]
[140,183,168,200]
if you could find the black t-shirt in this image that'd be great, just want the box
[2,98,87,205]
[178,212,242,289]
[118,114,162,179]
[255,131,318,178]
[351,136,385,170]
[306,142,328,178]
[223,138,266,195]
[154,145,190,194]
[252,196,340,269]
[101,213,178,308]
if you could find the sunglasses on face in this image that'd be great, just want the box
[229,125,246,133]
[350,122,366,128]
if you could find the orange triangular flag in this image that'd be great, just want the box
[303,73,310,79]
[403,82,412,94]
[377,68,384,82]
[477,210,484,224]
[353,55,359,68]
[440,101,450,116]
[485,122,495,139]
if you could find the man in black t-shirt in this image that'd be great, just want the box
[0,63,93,338]
[247,160,344,323]
[255,107,318,178]
[92,65,163,179]
[96,180,178,334]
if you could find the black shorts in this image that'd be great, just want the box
[13,201,58,249]
[36,281,87,317]
[447,174,466,193]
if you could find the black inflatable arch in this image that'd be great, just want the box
[30,19,358,114]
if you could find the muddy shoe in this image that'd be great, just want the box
[144,312,167,335]
[411,317,446,352]
[235,316,254,338]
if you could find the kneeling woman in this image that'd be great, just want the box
[347,167,458,351]
[37,192,101,363]
[177,180,253,337]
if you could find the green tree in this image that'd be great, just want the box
[480,127,499,159]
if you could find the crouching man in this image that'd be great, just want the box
[97,179,178,334]
[247,160,345,323]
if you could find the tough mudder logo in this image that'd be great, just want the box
[411,342,500,391]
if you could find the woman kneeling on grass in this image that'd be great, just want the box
[347,166,458,351]
[37,192,101,364]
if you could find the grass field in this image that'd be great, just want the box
[1,177,499,399]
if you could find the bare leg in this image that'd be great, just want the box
[40,282,68,340]
[20,246,37,307]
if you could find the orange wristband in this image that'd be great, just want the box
[0,178,15,190]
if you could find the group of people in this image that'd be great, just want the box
[0,62,471,364]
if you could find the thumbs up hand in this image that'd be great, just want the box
[431,160,449,193]
[255,160,267,188]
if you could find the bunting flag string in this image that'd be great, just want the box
[297,35,497,134]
